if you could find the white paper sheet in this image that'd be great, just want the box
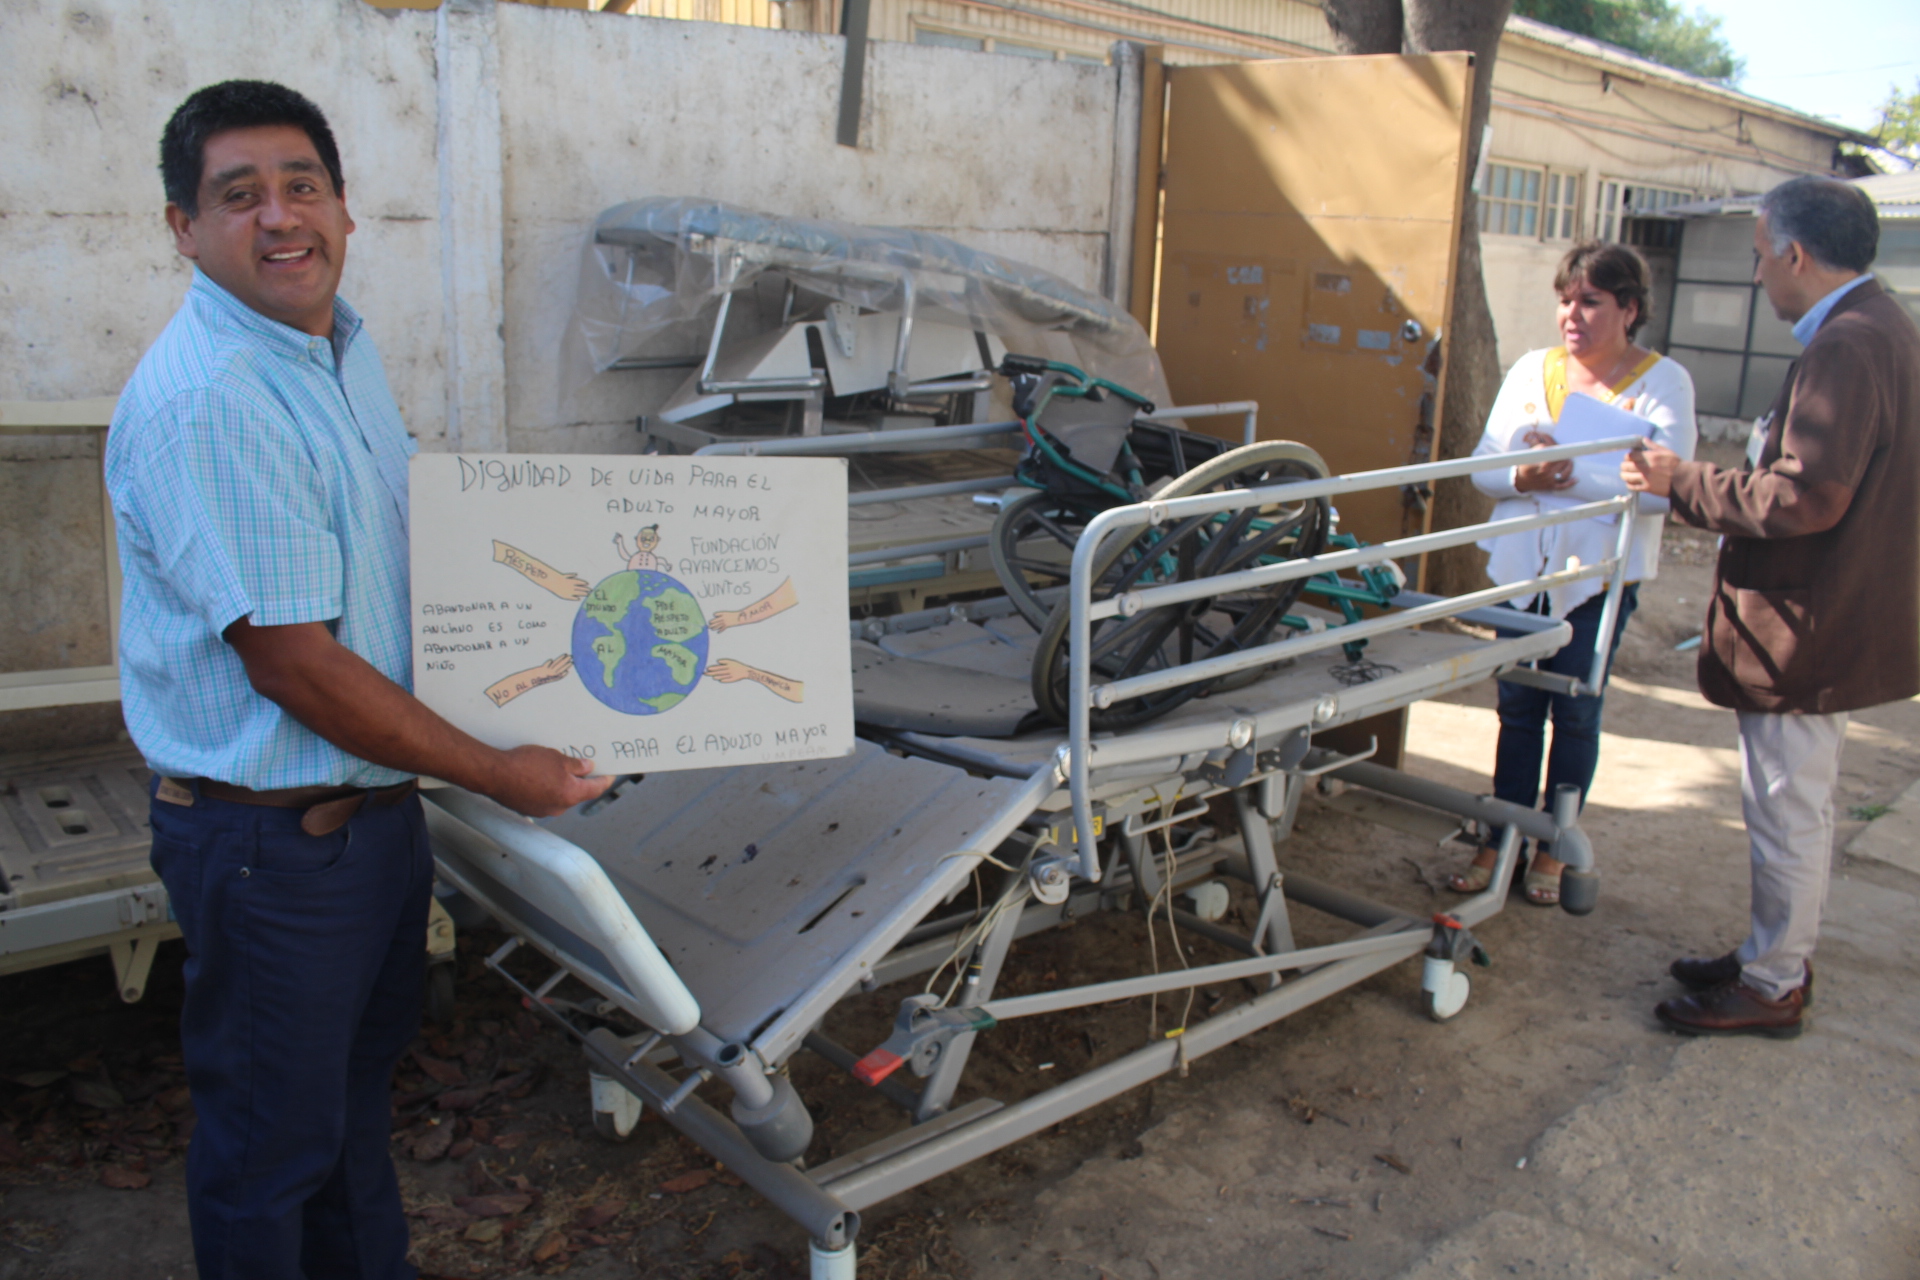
[1552,392,1646,489]
[410,454,853,774]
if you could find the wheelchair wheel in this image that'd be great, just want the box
[990,490,1106,632]
[1030,440,1332,729]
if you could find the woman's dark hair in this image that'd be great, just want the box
[161,81,344,217]
[1553,240,1652,339]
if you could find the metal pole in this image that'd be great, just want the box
[1096,560,1614,705]
[1147,400,1260,447]
[1098,495,1630,619]
[836,0,871,149]
[697,288,733,391]
[846,534,989,568]
[694,420,1022,456]
[1579,493,1640,695]
[1068,506,1133,880]
[848,475,1016,507]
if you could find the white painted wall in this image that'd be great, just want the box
[0,0,1125,740]
[0,0,1121,443]
[492,4,1120,452]
[0,0,446,414]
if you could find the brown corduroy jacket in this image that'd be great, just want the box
[1668,278,1920,714]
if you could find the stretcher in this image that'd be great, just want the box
[423,421,1641,1277]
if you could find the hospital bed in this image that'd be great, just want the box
[420,406,1640,1276]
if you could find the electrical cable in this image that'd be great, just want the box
[1492,93,1835,172]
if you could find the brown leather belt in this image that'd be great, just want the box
[161,777,419,837]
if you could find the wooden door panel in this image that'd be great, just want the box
[1153,53,1474,547]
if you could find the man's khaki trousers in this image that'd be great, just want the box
[1734,709,1848,1000]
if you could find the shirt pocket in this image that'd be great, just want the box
[1714,586,1816,695]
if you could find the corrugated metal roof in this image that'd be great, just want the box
[1665,171,1920,220]
[1853,170,1920,206]
[1503,15,1874,145]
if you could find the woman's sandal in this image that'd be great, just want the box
[1446,858,1495,893]
[1522,866,1561,906]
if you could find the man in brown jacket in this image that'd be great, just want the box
[1623,175,1920,1039]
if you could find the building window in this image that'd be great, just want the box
[1480,163,1542,237]
[1479,163,1581,240]
[1595,180,1695,242]
[1545,172,1581,240]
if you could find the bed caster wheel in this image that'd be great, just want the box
[590,1068,645,1142]
[1422,958,1470,1022]
[1560,869,1599,916]
[425,963,457,1025]
[810,1238,856,1280]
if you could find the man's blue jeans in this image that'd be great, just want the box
[1493,584,1639,845]
[149,781,430,1280]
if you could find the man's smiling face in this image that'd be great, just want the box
[165,124,354,337]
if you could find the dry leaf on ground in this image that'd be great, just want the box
[412,1121,456,1162]
[658,1169,713,1195]
[456,1193,534,1218]
[412,1051,467,1088]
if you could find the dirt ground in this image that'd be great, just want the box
[5,440,1919,1278]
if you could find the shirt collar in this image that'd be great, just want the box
[1791,273,1872,346]
[189,267,363,367]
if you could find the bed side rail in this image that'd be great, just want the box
[1062,435,1645,878]
[422,788,701,1036]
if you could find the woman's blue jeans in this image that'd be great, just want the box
[1491,584,1639,851]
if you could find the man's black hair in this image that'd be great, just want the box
[1761,176,1878,273]
[161,80,344,217]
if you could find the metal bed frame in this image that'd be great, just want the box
[421,414,1641,1278]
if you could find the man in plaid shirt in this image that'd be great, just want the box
[107,81,608,1278]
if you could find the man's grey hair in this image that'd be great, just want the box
[1760,176,1878,272]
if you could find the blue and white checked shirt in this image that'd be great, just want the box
[107,269,417,789]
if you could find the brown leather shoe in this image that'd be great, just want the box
[1670,953,1813,1008]
[1656,981,1804,1039]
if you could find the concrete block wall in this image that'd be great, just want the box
[0,0,1128,749]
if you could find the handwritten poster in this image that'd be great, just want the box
[409,454,852,773]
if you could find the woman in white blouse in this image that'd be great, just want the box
[1448,241,1696,905]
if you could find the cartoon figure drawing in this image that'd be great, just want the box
[483,530,805,711]
[614,524,664,572]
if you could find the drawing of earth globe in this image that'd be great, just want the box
[571,570,710,715]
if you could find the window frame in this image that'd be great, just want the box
[1478,161,1583,242]
[1595,178,1696,242]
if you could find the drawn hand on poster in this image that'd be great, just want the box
[492,540,591,601]
[707,577,797,632]
[706,659,805,703]
[484,532,804,714]
[485,654,574,708]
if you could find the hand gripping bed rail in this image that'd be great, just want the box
[1063,435,1644,878]
[422,788,701,1036]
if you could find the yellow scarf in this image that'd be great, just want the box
[1542,346,1662,421]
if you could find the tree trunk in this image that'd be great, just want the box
[1322,0,1514,594]
[1322,0,1403,54]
